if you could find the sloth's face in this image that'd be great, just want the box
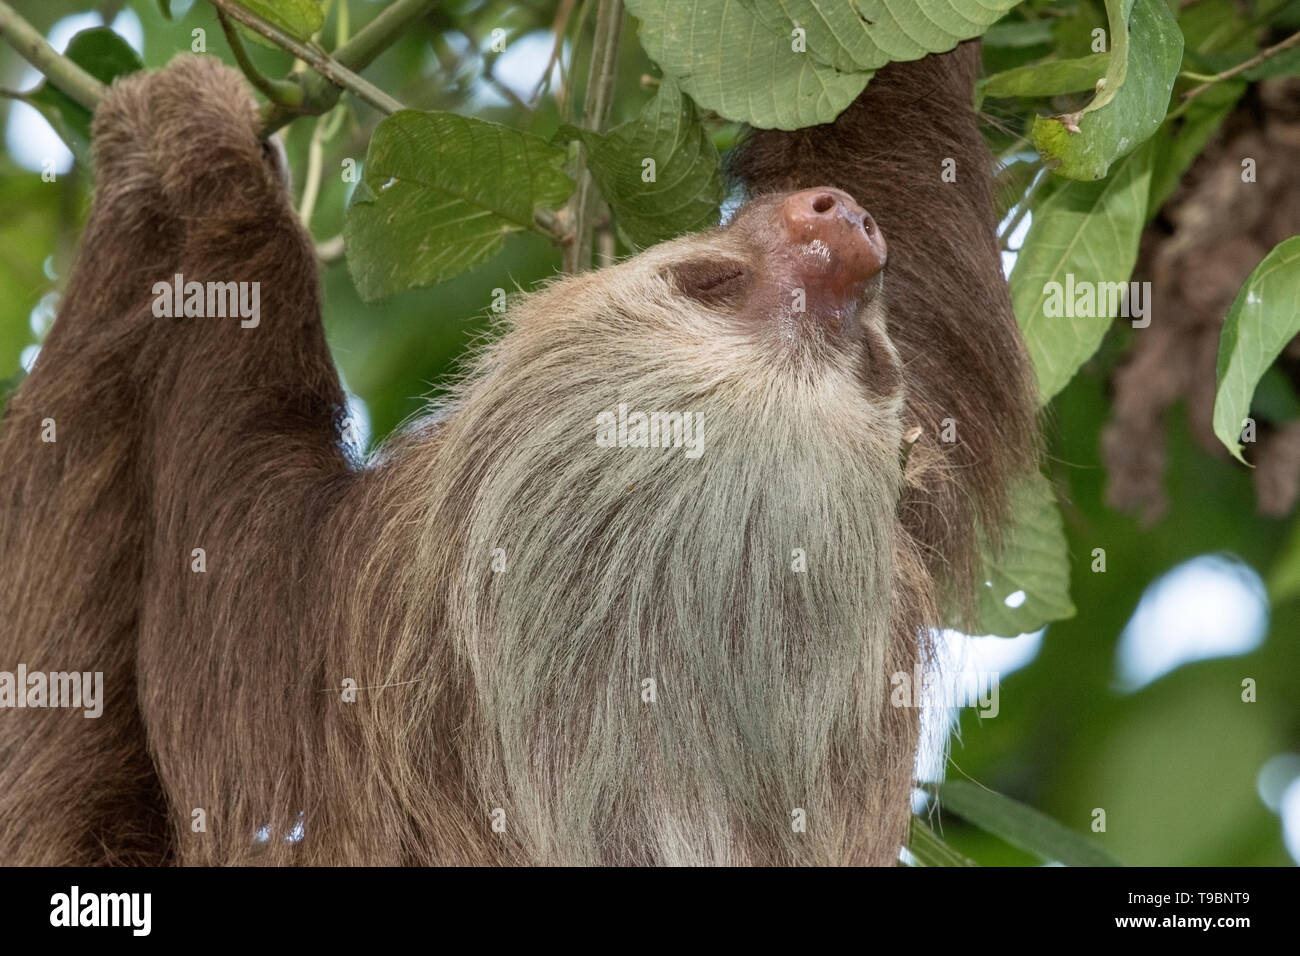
[512,187,899,405]
[670,187,888,339]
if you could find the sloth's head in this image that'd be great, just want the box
[428,186,904,486]
[657,185,888,347]
[499,186,899,410]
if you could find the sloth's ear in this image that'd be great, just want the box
[663,257,751,310]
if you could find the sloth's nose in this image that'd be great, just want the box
[780,187,887,286]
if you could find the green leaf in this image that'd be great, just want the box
[625,0,871,130]
[1011,142,1154,403]
[560,79,722,249]
[906,817,978,867]
[27,28,143,166]
[1032,0,1183,181]
[745,0,1022,73]
[344,110,573,302]
[982,19,1055,48]
[979,53,1108,100]
[1212,236,1300,464]
[971,473,1076,637]
[938,780,1124,866]
[0,172,55,381]
[237,0,324,48]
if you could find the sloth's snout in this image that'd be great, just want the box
[780,187,887,288]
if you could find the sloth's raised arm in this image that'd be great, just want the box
[0,57,199,866]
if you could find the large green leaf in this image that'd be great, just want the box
[625,0,871,130]
[971,472,1076,637]
[1011,142,1153,403]
[27,27,143,166]
[344,111,573,302]
[939,780,1123,866]
[746,0,1022,72]
[1032,0,1182,181]
[561,79,722,250]
[978,53,1108,100]
[1212,237,1300,464]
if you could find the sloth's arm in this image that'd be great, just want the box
[105,56,358,863]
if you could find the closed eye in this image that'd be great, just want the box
[665,258,751,309]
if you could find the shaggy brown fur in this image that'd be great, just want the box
[0,44,1034,866]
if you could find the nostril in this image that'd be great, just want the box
[811,193,835,214]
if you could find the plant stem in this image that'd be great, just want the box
[530,0,576,105]
[217,9,303,107]
[1182,27,1300,102]
[297,112,330,227]
[0,0,106,111]
[332,0,432,72]
[260,0,436,132]
[207,0,405,117]
[562,0,623,273]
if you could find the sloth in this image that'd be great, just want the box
[0,46,1036,866]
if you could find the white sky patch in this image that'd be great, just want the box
[915,627,1045,783]
[29,291,57,338]
[996,158,1040,278]
[1258,753,1300,813]
[19,344,40,373]
[491,29,562,102]
[5,10,144,174]
[1000,209,1031,278]
[343,388,372,456]
[1282,778,1300,864]
[1114,554,1268,690]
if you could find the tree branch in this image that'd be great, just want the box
[259,0,437,133]
[217,9,303,108]
[207,0,405,118]
[0,0,434,137]
[0,0,106,111]
[1182,28,1300,102]
[562,0,623,273]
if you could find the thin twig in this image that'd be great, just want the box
[259,0,436,134]
[1182,27,1300,102]
[217,8,303,107]
[297,109,333,226]
[562,0,623,273]
[207,0,404,116]
[530,0,576,105]
[0,0,106,111]
[316,234,345,263]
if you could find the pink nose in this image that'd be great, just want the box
[780,187,887,287]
